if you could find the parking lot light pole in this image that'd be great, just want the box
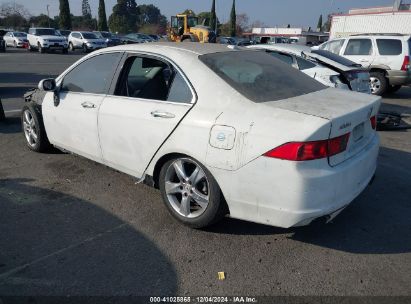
[47,5,50,28]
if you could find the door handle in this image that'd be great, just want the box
[81,102,96,109]
[150,111,175,119]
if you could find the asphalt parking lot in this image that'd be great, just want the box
[0,48,411,297]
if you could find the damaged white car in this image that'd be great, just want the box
[22,43,381,228]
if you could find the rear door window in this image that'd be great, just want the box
[344,39,372,55]
[199,50,325,103]
[376,39,402,55]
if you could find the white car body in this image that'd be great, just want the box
[3,31,28,47]
[68,31,107,51]
[38,43,380,228]
[248,44,371,93]
[27,28,68,52]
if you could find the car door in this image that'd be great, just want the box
[4,32,12,46]
[42,52,123,162]
[98,53,195,178]
[342,38,375,68]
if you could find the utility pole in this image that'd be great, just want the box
[47,5,51,28]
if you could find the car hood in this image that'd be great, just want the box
[84,39,106,43]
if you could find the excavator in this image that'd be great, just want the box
[168,14,216,43]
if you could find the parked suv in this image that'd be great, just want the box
[318,34,411,95]
[68,31,107,52]
[27,28,68,53]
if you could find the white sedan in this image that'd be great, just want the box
[22,43,381,228]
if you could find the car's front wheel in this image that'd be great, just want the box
[159,157,227,228]
[38,43,45,53]
[21,104,51,152]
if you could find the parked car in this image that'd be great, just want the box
[27,28,68,54]
[22,43,380,229]
[0,30,6,52]
[248,44,371,94]
[317,34,411,95]
[3,31,28,48]
[68,31,107,52]
[93,31,122,46]
[120,33,146,44]
[148,34,161,41]
[219,36,236,45]
[57,30,71,38]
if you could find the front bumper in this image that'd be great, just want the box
[386,70,411,86]
[43,43,68,50]
[86,44,107,50]
[215,134,380,228]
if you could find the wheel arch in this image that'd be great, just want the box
[150,152,230,214]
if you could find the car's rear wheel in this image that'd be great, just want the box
[159,157,227,228]
[21,104,51,152]
[370,71,387,95]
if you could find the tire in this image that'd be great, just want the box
[38,43,45,53]
[159,157,227,228]
[69,42,74,52]
[28,43,34,52]
[387,85,402,94]
[369,71,388,95]
[13,41,16,48]
[21,103,51,153]
[82,44,88,53]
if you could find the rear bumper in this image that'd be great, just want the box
[386,70,411,86]
[216,134,380,228]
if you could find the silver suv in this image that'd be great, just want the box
[68,31,107,53]
[318,34,411,95]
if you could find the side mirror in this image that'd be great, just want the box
[38,79,57,91]
[311,45,320,51]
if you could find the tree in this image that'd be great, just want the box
[317,14,323,31]
[322,14,333,32]
[209,0,216,32]
[0,2,29,19]
[229,0,236,37]
[29,14,56,28]
[59,0,72,30]
[236,13,249,35]
[108,0,139,33]
[98,0,108,31]
[181,9,195,16]
[287,24,290,28]
[82,0,92,18]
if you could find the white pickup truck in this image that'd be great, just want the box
[27,28,68,54]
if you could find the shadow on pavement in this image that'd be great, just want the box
[209,147,411,255]
[0,117,21,134]
[0,178,177,296]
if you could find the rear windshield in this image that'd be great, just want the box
[311,49,361,67]
[199,50,325,103]
[377,39,402,55]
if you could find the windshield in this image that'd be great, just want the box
[311,49,361,67]
[14,32,26,37]
[199,51,325,103]
[82,33,98,39]
[36,29,57,36]
[188,16,198,27]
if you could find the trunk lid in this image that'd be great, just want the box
[272,88,381,166]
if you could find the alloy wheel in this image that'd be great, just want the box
[370,77,381,94]
[22,110,38,148]
[164,158,210,218]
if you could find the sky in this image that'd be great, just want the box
[13,0,396,28]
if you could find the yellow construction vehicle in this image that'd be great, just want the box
[168,14,216,43]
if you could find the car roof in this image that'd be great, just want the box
[104,42,240,56]
[345,34,411,40]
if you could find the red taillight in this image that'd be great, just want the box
[263,133,350,161]
[370,115,376,130]
[401,56,410,71]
